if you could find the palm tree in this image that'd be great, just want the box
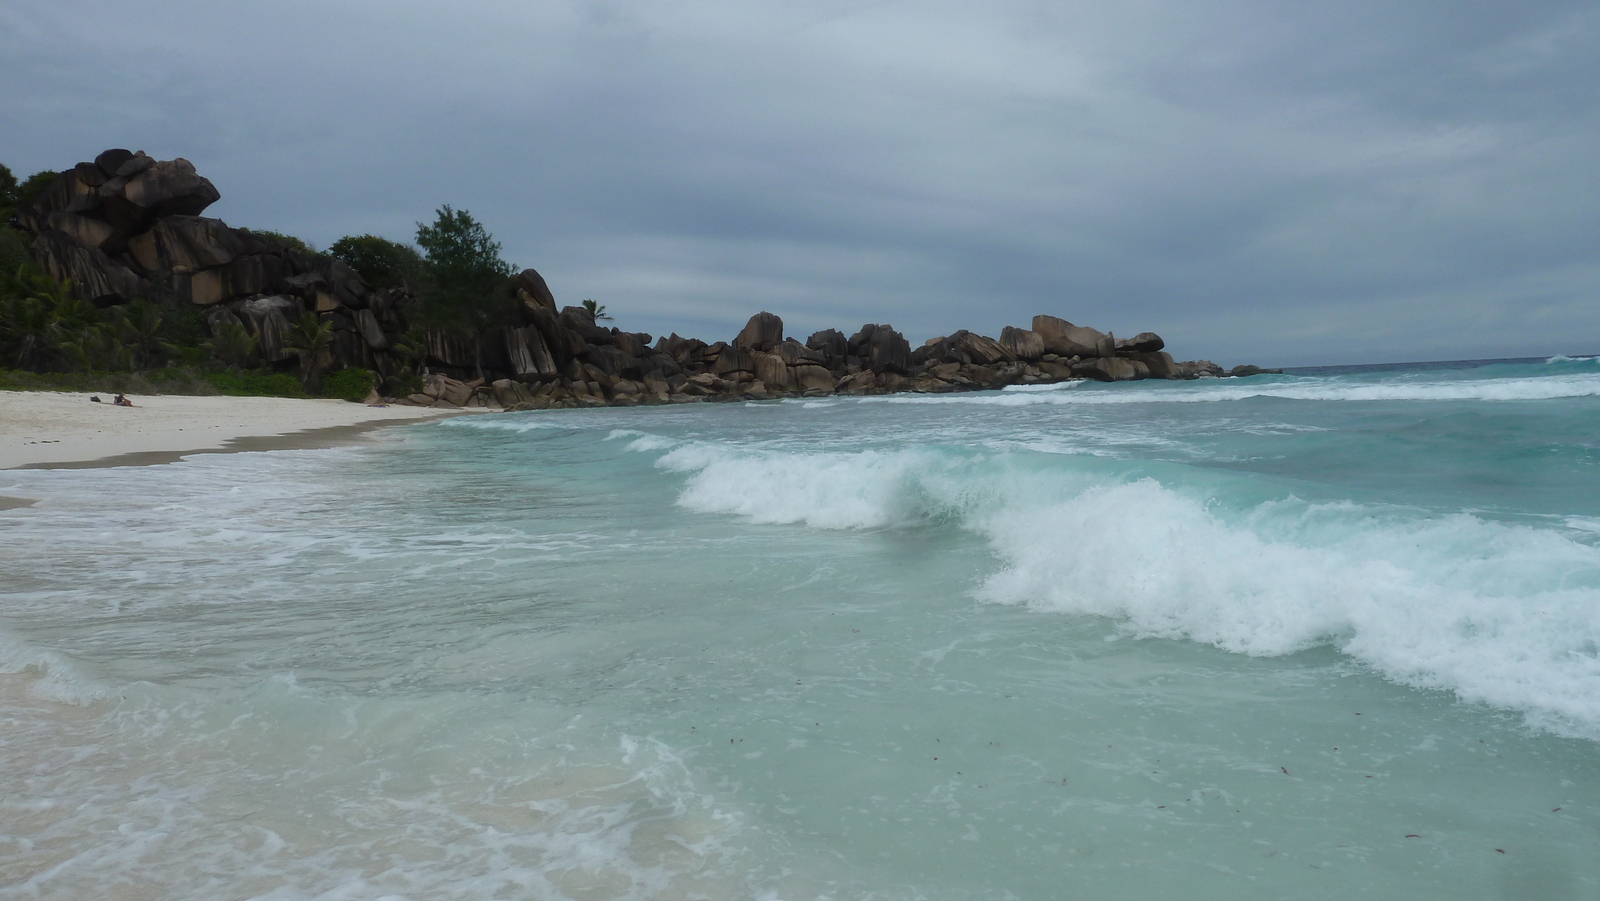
[1,269,89,370]
[112,300,165,370]
[284,311,334,392]
[581,298,612,322]
[207,319,258,372]
[56,324,126,374]
[384,326,428,396]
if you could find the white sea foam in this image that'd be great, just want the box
[653,443,1600,737]
[0,630,111,704]
[440,415,577,433]
[1,683,757,900]
[867,373,1600,406]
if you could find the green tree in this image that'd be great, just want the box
[112,300,166,370]
[0,270,99,370]
[1,164,32,265]
[241,228,315,255]
[414,205,514,381]
[56,323,127,374]
[384,326,427,397]
[581,299,612,322]
[16,170,59,208]
[0,164,18,211]
[207,319,258,372]
[328,234,426,289]
[283,311,334,392]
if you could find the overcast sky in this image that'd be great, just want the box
[3,0,1597,365]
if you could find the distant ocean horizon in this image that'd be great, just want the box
[1283,354,1596,376]
[3,353,1598,898]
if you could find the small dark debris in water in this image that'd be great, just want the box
[1405,834,1420,839]
[1355,713,1361,715]
[1553,807,1562,812]
[1365,775,1373,778]
[1281,767,1290,775]
[1157,805,1165,809]
[1496,849,1506,854]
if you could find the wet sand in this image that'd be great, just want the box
[0,391,464,471]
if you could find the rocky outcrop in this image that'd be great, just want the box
[12,149,1280,411]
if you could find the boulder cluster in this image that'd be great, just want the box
[15,149,420,376]
[15,149,1277,410]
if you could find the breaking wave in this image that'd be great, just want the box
[646,440,1600,738]
[867,372,1600,406]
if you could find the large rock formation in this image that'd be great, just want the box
[10,149,1279,411]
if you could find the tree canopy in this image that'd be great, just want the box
[328,234,426,290]
[239,228,315,256]
[0,164,18,211]
[413,205,515,333]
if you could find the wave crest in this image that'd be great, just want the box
[651,441,1600,737]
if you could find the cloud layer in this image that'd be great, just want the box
[4,0,1597,365]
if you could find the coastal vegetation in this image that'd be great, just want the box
[1,149,1275,409]
[0,158,520,401]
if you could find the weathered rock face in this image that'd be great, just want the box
[235,295,302,361]
[752,351,795,390]
[513,269,556,312]
[30,231,148,304]
[125,216,243,272]
[1073,356,1142,382]
[1117,332,1165,354]
[735,311,784,351]
[22,153,221,243]
[711,344,756,375]
[999,326,1045,360]
[849,324,912,374]
[1032,315,1115,358]
[807,329,846,357]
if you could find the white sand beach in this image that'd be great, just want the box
[0,391,460,470]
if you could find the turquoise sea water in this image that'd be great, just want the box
[3,357,1600,899]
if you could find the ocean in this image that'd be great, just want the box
[3,356,1599,900]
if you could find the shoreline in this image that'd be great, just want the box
[0,391,463,472]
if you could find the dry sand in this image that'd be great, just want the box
[0,391,463,471]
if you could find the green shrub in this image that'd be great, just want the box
[240,228,316,256]
[321,367,375,401]
[328,234,426,289]
[384,369,424,398]
[204,370,307,398]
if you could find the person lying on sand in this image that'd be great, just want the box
[113,393,136,407]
